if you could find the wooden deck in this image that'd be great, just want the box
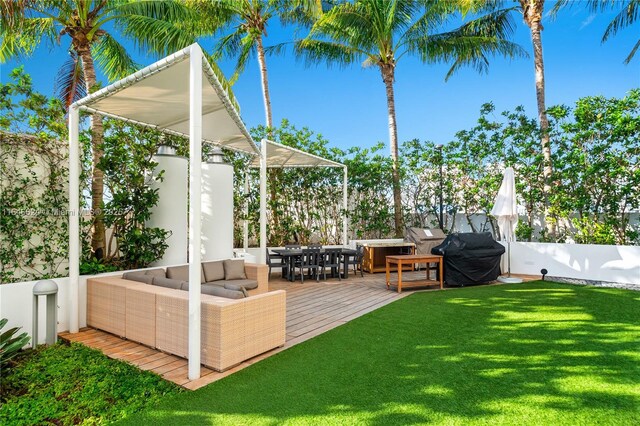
[59,270,536,390]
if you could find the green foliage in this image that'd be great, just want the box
[97,121,170,270]
[79,259,119,276]
[0,319,30,369]
[0,68,69,283]
[550,89,640,244]
[0,342,181,425]
[571,217,618,245]
[249,120,347,245]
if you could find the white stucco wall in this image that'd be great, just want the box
[506,242,640,284]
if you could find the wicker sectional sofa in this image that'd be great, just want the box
[86,262,286,372]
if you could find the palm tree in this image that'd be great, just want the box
[508,0,555,238]
[190,0,323,129]
[296,0,525,237]
[0,0,198,258]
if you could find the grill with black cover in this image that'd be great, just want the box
[431,232,505,286]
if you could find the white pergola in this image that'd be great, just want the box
[249,139,348,264]
[68,44,259,380]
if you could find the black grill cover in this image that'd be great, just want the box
[431,232,505,286]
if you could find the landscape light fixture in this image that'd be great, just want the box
[541,268,548,280]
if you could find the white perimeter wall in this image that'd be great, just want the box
[506,242,640,285]
[1,267,145,346]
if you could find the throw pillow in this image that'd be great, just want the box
[223,259,246,280]
[202,260,225,282]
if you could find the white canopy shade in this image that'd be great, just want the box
[68,44,259,382]
[74,45,259,156]
[250,139,344,168]
[490,167,519,242]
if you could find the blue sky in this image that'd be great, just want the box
[1,4,638,152]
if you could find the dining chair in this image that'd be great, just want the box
[320,248,342,281]
[266,249,284,277]
[345,245,364,278]
[294,248,321,283]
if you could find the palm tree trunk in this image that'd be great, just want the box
[77,46,106,259]
[381,63,404,237]
[255,35,273,129]
[523,0,555,238]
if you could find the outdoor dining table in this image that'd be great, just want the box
[270,247,358,281]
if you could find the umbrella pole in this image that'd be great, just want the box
[507,241,511,278]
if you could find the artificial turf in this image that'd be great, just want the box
[119,281,640,425]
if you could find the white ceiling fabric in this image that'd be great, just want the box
[74,44,259,156]
[251,139,344,168]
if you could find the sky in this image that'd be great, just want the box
[1,3,639,153]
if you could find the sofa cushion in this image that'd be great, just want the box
[122,272,154,284]
[202,260,225,282]
[223,259,246,280]
[166,265,205,283]
[152,276,184,290]
[223,279,258,291]
[183,283,245,299]
[144,268,166,278]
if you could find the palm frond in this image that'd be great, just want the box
[0,16,56,62]
[276,0,330,27]
[217,26,248,59]
[624,37,640,64]
[54,50,86,108]
[264,41,291,56]
[0,0,28,29]
[295,38,363,68]
[92,33,139,81]
[602,0,638,41]
[413,8,526,80]
[112,1,200,58]
[230,33,256,84]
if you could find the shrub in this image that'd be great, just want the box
[0,318,30,369]
[0,342,181,425]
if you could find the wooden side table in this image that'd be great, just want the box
[386,254,443,293]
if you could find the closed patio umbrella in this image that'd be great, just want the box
[490,167,522,283]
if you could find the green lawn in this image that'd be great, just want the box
[118,281,639,425]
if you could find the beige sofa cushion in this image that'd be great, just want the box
[223,259,246,280]
[184,282,245,299]
[202,260,225,282]
[166,265,205,283]
[122,271,154,284]
[153,276,184,289]
[223,279,258,291]
[145,268,167,278]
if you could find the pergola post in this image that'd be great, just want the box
[188,45,202,380]
[68,106,80,334]
[243,171,249,251]
[259,139,267,264]
[343,166,348,246]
